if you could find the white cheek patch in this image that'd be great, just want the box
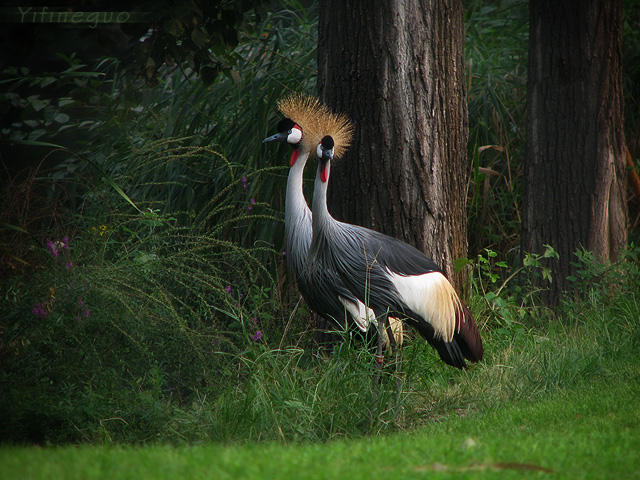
[288,127,303,144]
[316,143,323,158]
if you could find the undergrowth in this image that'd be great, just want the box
[1,0,639,447]
[1,239,637,445]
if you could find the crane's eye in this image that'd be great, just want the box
[287,126,303,145]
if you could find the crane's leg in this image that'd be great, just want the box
[373,313,385,386]
[384,315,397,355]
[383,314,402,409]
[373,311,397,380]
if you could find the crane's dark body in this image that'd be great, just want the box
[311,215,476,367]
[310,138,483,368]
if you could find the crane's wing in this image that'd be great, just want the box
[338,222,483,368]
[345,224,443,276]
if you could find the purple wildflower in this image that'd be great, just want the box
[241,176,248,189]
[65,262,74,270]
[32,302,47,318]
[248,197,256,210]
[225,285,232,294]
[251,330,262,341]
[62,236,69,250]
[83,308,90,318]
[251,317,257,326]
[46,239,58,257]
[77,298,85,307]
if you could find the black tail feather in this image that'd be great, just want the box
[456,303,483,363]
[407,318,468,369]
[403,300,483,369]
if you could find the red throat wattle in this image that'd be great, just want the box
[320,165,328,183]
[289,149,300,167]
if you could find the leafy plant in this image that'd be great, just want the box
[458,245,558,334]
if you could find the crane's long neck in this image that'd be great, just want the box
[309,159,336,265]
[285,149,312,274]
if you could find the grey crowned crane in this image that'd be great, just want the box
[308,119,483,369]
[262,94,402,346]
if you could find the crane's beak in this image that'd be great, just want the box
[262,132,288,143]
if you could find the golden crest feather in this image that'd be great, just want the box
[316,110,354,160]
[276,93,354,159]
[277,94,329,154]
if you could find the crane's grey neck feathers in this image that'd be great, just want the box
[285,150,311,276]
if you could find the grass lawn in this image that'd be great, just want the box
[2,373,637,480]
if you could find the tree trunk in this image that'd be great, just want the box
[317,0,469,291]
[523,0,627,305]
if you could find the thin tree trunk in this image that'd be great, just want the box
[524,0,627,305]
[317,0,469,291]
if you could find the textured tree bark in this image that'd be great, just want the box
[523,0,627,305]
[317,0,469,291]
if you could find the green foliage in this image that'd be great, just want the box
[0,139,285,443]
[562,244,640,328]
[3,374,639,479]
[458,245,558,335]
[465,0,529,257]
[0,56,105,144]
[472,246,639,404]
[9,233,633,445]
[121,1,271,85]
[2,297,638,478]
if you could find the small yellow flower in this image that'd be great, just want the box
[93,225,109,236]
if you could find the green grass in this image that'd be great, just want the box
[2,285,639,479]
[1,375,637,479]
